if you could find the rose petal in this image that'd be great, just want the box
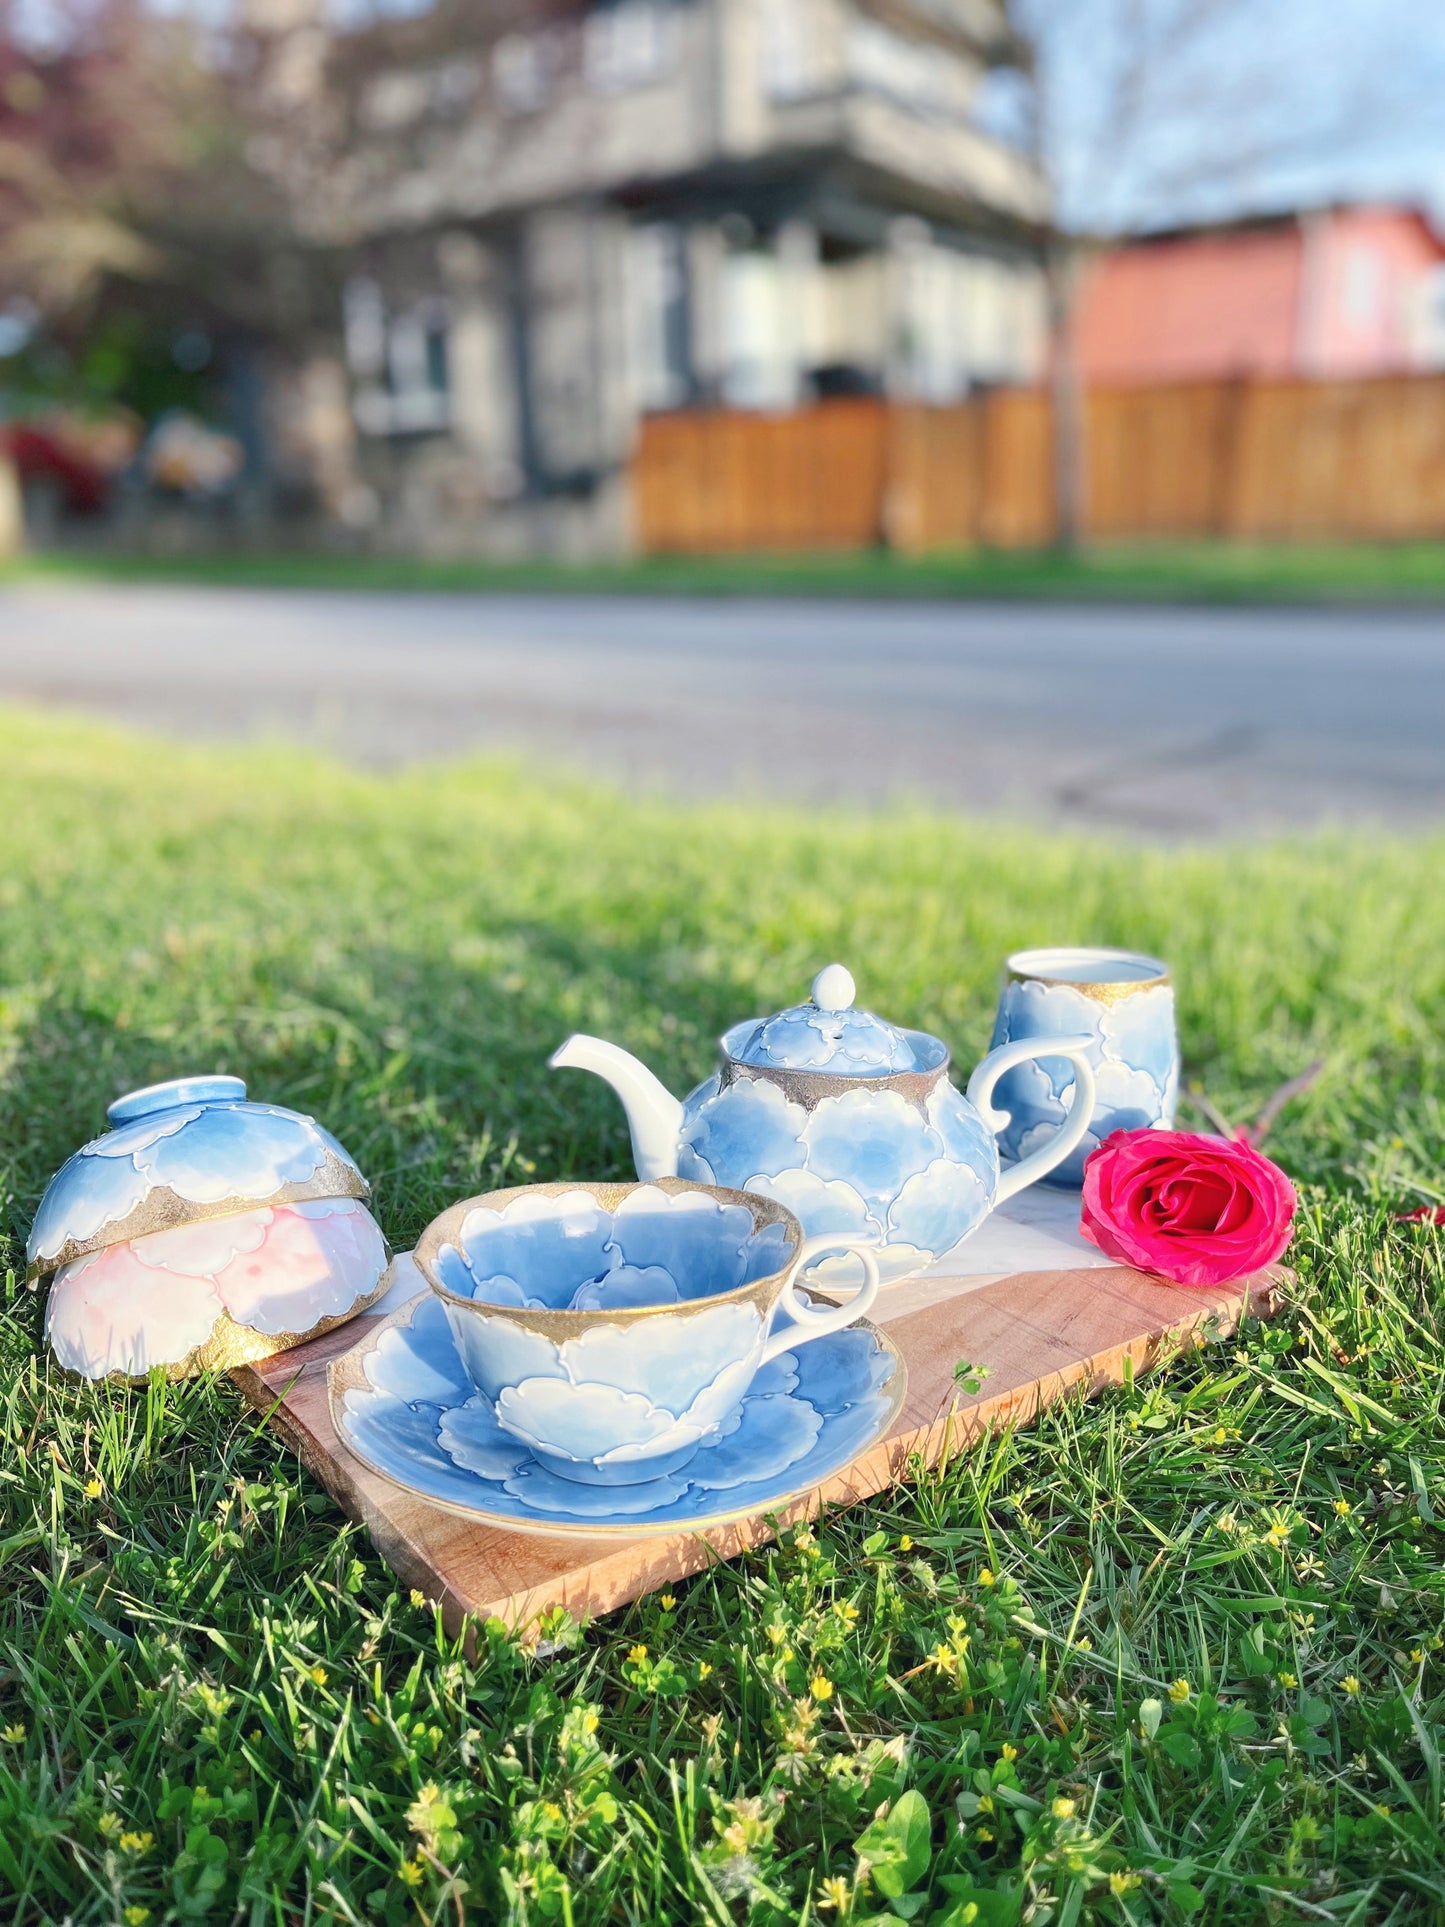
[1080,1128,1296,1287]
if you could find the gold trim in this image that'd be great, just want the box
[1006,972,1169,1005]
[27,1150,370,1285]
[326,1309,908,1539]
[52,1252,394,1387]
[1006,950,1170,1004]
[415,1177,805,1340]
[718,1050,948,1110]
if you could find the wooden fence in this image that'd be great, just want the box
[633,373,1445,553]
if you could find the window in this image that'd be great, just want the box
[628,223,691,410]
[1424,265,1445,368]
[585,3,675,93]
[345,278,451,436]
[494,32,556,115]
[761,0,822,103]
[1343,244,1382,328]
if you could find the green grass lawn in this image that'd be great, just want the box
[1,708,1443,1925]
[9,538,1445,605]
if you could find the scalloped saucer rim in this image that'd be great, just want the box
[326,1289,908,1540]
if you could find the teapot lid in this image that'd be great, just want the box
[732,965,921,1075]
[26,1074,369,1283]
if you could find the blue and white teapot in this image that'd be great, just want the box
[551,965,1099,1284]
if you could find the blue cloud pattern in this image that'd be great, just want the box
[29,1097,363,1268]
[335,1293,899,1532]
[988,979,1179,1186]
[679,1070,1003,1278]
[434,1185,798,1314]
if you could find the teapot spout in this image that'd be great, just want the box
[548,1035,684,1181]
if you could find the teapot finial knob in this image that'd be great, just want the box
[811,963,855,1012]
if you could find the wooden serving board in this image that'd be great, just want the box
[232,1192,1277,1639]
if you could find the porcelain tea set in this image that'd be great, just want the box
[27,952,1178,1535]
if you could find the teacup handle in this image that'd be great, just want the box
[758,1236,883,1366]
[966,1034,1098,1203]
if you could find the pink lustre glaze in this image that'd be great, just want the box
[45,1198,387,1378]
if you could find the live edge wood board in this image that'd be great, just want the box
[231,1255,1278,1640]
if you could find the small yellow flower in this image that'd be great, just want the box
[1343,1676,1362,1696]
[978,1568,996,1588]
[1375,1804,1392,1819]
[780,1645,794,1663]
[1265,1523,1290,1550]
[1216,1512,1237,1535]
[627,1644,648,1665]
[810,1673,835,1702]
[1051,1797,1077,1820]
[119,1831,153,1855]
[1277,1672,1298,1689]
[409,1589,427,1610]
[123,1910,151,1927]
[660,1593,676,1612]
[1072,1635,1093,1651]
[84,1477,104,1499]
[1410,1649,1424,1665]
[818,1875,852,1912]
[1,1723,25,1744]
[697,1661,713,1681]
[1001,1742,1018,1762]
[582,1710,599,1734]
[975,1825,994,1842]
[543,1801,563,1823]
[1333,1499,1352,1517]
[1168,1678,1192,1704]
[99,1812,122,1838]
[898,1535,913,1552]
[1109,1872,1141,1897]
[309,1665,328,1687]
[398,1856,425,1887]
[837,1600,860,1624]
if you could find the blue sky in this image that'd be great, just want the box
[1004,0,1445,232]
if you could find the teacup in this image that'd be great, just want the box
[414,1178,881,1486]
[988,947,1180,1187]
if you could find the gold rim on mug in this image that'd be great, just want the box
[1005,946,1170,1006]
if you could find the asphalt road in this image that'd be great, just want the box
[1,581,1440,833]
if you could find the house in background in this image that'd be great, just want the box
[257,0,1048,556]
[1074,204,1445,388]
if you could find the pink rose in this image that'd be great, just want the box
[1080,1128,1296,1288]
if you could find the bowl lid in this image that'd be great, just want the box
[731,965,921,1075]
[26,1074,370,1283]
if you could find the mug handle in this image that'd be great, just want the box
[758,1236,883,1367]
[965,1034,1098,1204]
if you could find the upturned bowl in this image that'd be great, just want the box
[31,1074,390,1381]
[414,1178,881,1487]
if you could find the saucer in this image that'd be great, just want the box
[328,1293,907,1538]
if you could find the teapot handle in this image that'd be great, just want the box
[758,1237,882,1366]
[966,1035,1098,1204]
